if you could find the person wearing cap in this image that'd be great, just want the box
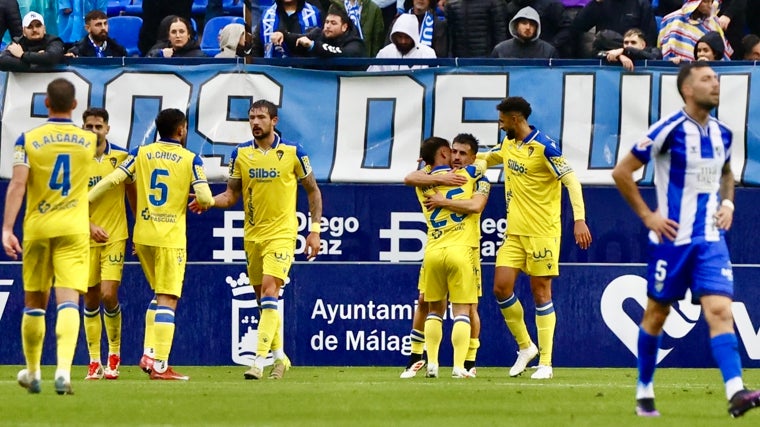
[694,30,729,61]
[0,11,64,71]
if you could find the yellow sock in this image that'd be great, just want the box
[497,294,532,349]
[466,338,480,362]
[451,316,471,369]
[536,301,556,366]
[153,306,176,362]
[143,299,157,354]
[21,308,46,375]
[103,305,122,355]
[257,297,279,358]
[83,307,102,361]
[410,329,425,355]
[270,310,282,353]
[423,314,443,366]
[55,303,81,375]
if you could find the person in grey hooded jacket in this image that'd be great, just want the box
[491,6,557,58]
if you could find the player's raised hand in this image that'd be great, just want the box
[643,210,679,243]
[2,230,22,260]
[188,193,207,214]
[305,232,320,260]
[574,220,592,249]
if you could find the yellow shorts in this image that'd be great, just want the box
[244,238,295,285]
[496,234,560,277]
[89,240,126,286]
[22,234,89,293]
[474,256,482,297]
[416,265,425,293]
[135,244,186,297]
[421,246,478,304]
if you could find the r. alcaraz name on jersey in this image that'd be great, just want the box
[631,109,731,246]
[416,164,486,250]
[13,118,97,240]
[228,133,312,242]
[89,141,130,246]
[479,127,573,237]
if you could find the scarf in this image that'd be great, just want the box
[262,2,321,58]
[417,10,434,47]
[345,0,364,39]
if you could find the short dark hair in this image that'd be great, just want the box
[85,10,107,23]
[83,107,109,123]
[676,61,712,100]
[419,136,449,166]
[496,97,532,119]
[249,99,278,118]
[623,28,645,42]
[47,78,76,113]
[327,4,351,27]
[155,108,187,139]
[452,133,479,155]
[742,34,760,58]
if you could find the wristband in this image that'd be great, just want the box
[309,222,321,233]
[721,199,735,211]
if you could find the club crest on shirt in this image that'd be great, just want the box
[528,147,535,157]
[276,150,284,160]
[110,157,117,168]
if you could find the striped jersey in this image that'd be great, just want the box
[631,109,731,245]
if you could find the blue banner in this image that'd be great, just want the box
[2,62,760,185]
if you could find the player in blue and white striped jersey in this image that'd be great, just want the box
[613,61,760,418]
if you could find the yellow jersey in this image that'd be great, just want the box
[89,142,130,246]
[416,165,486,250]
[120,139,209,249]
[13,118,97,240]
[479,127,573,237]
[228,134,312,242]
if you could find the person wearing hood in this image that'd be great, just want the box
[147,16,206,58]
[251,0,323,58]
[0,11,64,71]
[658,0,732,62]
[367,13,435,71]
[694,31,728,61]
[215,23,248,58]
[280,5,366,62]
[491,6,557,58]
[391,0,447,58]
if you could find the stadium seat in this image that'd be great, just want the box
[223,0,244,15]
[107,0,131,16]
[192,0,209,15]
[201,16,245,56]
[124,0,143,16]
[108,16,143,56]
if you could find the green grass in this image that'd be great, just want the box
[2,366,760,426]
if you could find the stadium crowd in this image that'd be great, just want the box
[1,0,760,71]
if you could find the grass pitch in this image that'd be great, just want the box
[2,366,759,426]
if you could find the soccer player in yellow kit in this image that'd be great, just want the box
[189,99,322,380]
[3,78,96,395]
[90,108,215,380]
[413,136,488,378]
[82,107,135,380]
[479,97,592,380]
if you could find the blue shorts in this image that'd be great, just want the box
[646,237,733,304]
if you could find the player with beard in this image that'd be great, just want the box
[367,13,435,72]
[189,99,323,381]
[65,10,127,57]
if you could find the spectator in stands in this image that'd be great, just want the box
[603,28,661,71]
[555,0,658,59]
[57,1,87,45]
[742,34,760,61]
[18,1,58,38]
[0,11,64,71]
[658,0,732,63]
[138,0,193,56]
[446,0,507,57]
[275,4,365,66]
[0,0,22,42]
[65,10,126,57]
[215,23,248,58]
[491,6,557,58]
[251,0,323,58]
[504,0,564,46]
[694,31,727,61]
[147,16,206,57]
[391,0,447,58]
[329,0,385,57]
[717,0,746,60]
[367,12,434,71]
